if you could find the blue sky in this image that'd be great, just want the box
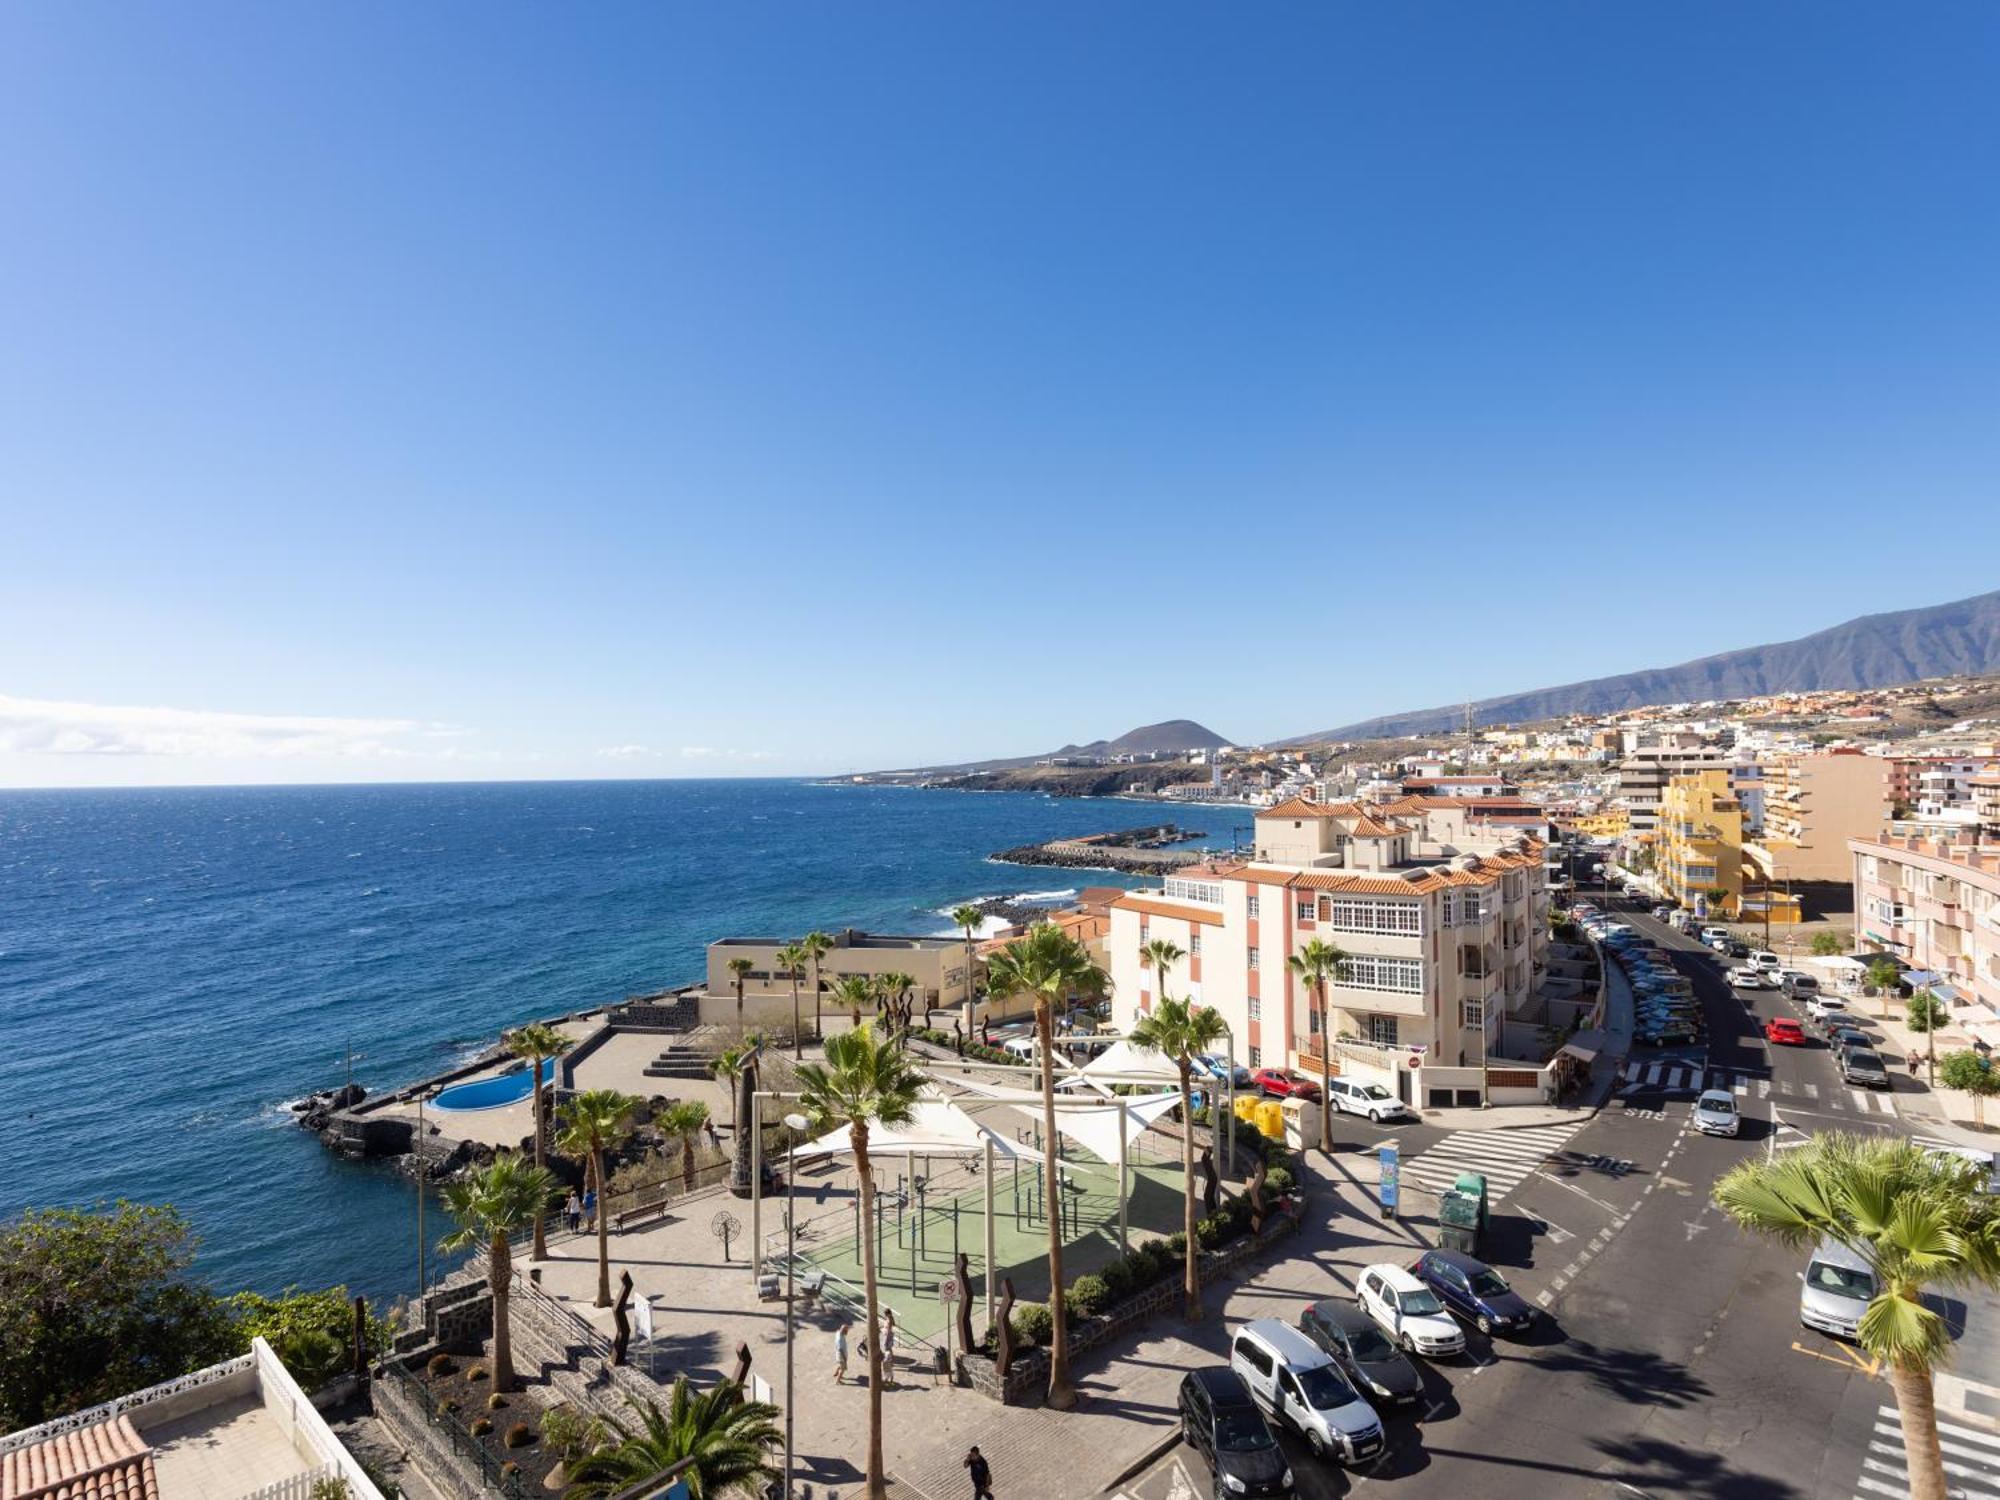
[2,3,1996,785]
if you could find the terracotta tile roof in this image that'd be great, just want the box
[1,1415,159,1500]
[1108,895,1226,927]
[1346,816,1402,838]
[1259,797,1370,819]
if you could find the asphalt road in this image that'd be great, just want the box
[1116,882,2000,1500]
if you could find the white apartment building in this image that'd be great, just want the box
[1106,798,1549,1104]
[1617,745,1731,837]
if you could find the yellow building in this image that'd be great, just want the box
[1657,771,1746,918]
[1562,809,1629,840]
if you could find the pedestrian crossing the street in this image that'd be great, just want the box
[1397,1121,1590,1203]
[1850,1405,2000,1500]
[1617,1062,1900,1115]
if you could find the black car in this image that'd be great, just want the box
[1726,941,1751,959]
[1298,1299,1425,1408]
[1409,1250,1538,1336]
[1178,1368,1294,1498]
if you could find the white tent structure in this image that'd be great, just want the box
[789,1096,1043,1165]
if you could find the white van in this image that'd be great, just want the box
[1799,1239,1875,1339]
[1751,950,1782,972]
[1228,1319,1387,1466]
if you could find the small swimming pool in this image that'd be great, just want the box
[431,1057,559,1112]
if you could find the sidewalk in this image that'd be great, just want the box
[1851,987,1998,1141]
[884,1150,1430,1500]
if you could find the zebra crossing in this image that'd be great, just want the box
[1848,1404,2000,1500]
[1396,1121,1591,1203]
[1617,1062,1900,1116]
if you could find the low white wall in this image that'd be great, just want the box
[251,1338,386,1500]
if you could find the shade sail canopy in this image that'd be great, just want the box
[1080,1039,1184,1086]
[790,1097,1042,1163]
[1559,1029,1607,1063]
[934,1074,1181,1161]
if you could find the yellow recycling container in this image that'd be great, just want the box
[1254,1099,1286,1140]
[1234,1094,1259,1123]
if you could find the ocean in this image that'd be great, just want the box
[0,779,1251,1302]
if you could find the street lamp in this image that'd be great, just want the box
[782,1111,808,1500]
[415,1087,436,1298]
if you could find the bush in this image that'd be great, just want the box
[1165,1231,1188,1256]
[1015,1302,1054,1346]
[470,1417,493,1437]
[540,1405,594,1462]
[503,1422,535,1449]
[308,1478,353,1500]
[426,1353,457,1377]
[1122,1248,1160,1288]
[1098,1259,1132,1301]
[485,1392,507,1410]
[1067,1274,1111,1320]
[436,1399,459,1416]
[1264,1165,1294,1195]
[465,1364,489,1382]
[1196,1216,1225,1249]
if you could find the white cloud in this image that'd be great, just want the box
[596,744,659,760]
[680,745,779,762]
[0,693,441,760]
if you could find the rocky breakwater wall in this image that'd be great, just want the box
[992,824,1209,875]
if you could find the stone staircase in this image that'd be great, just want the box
[507,1283,661,1425]
[641,1024,726,1081]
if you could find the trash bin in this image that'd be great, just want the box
[1438,1189,1480,1256]
[1453,1172,1490,1235]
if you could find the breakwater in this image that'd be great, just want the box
[991,824,1213,874]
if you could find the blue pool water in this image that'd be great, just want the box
[432,1056,558,1112]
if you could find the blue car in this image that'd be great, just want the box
[1194,1054,1253,1088]
[1409,1250,1538,1336]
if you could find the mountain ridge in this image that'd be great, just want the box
[1288,588,2000,743]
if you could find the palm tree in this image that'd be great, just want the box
[727,957,754,1026]
[794,1024,925,1500]
[952,903,985,1026]
[563,1384,781,1500]
[710,1045,749,1141]
[437,1153,558,1393]
[659,1099,711,1194]
[983,922,1103,1410]
[1714,1132,2000,1500]
[831,973,875,1030]
[555,1089,643,1308]
[505,1021,573,1261]
[1287,939,1350,1153]
[801,930,835,1045]
[775,944,808,1059]
[1139,937,1186,1016]
[1130,994,1230,1320]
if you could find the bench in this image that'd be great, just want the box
[615,1194,676,1232]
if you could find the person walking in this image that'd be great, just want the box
[832,1321,850,1383]
[582,1186,596,1229]
[564,1190,582,1233]
[880,1308,898,1386]
[964,1446,994,1500]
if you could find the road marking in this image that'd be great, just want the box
[1803,1083,1820,1100]
[1399,1121,1591,1201]
[1873,1412,2000,1454]
[1790,1339,1881,1377]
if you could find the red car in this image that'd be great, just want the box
[1251,1067,1319,1100]
[1765,1017,1807,1046]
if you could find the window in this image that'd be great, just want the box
[1297,900,1316,923]
[1247,895,1261,919]
[1248,995,1262,1020]
[1247,947,1259,971]
[1324,899,1423,936]
[1233,1337,1274,1376]
[1367,1014,1400,1045]
[1336,955,1424,993]
[1164,877,1225,905]
[1308,1008,1322,1035]
[1461,999,1485,1028]
[1247,1045,1262,1066]
[1190,933,1202,956]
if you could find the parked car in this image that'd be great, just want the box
[1197,1055,1254,1088]
[1751,951,1782,972]
[1707,936,1733,954]
[1779,974,1822,1001]
[1251,1068,1319,1101]
[1638,1024,1701,1047]
[1178,1368,1295,1499]
[1726,941,1752,959]
[1765,1017,1807,1045]
[1408,1249,1537,1336]
[1700,926,1729,944]
[1799,1239,1875,1339]
[1651,904,1672,920]
[1804,1008,1863,1039]
[1839,1047,1891,1089]
[1327,1077,1413,1123]
[1297,1300,1425,1409]
[1229,1319,1387,1465]
[1692,1089,1740,1137]
[1831,1026,1872,1053]
[1356,1264,1465,1358]
[1729,967,1773,989]
[1803,993,1848,1021]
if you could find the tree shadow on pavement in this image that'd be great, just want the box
[1591,1435,1810,1499]
[1524,1335,1709,1409]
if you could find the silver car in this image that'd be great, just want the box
[1691,1089,1739,1137]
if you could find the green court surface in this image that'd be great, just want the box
[780,1143,1196,1345]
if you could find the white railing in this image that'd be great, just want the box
[0,1355,256,1453]
[236,1463,338,1500]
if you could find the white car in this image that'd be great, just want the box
[1803,993,1848,1021]
[1729,967,1773,989]
[1356,1264,1465,1358]
[1692,1089,1740,1137]
[1327,1078,1413,1123]
[1751,951,1782,972]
